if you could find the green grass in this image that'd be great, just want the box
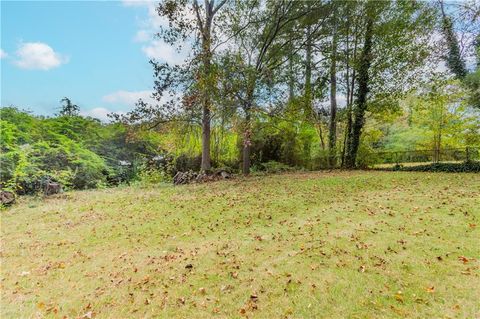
[2,171,479,318]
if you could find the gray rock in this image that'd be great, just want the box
[0,190,15,206]
[44,182,62,196]
[220,171,231,179]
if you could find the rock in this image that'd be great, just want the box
[220,170,231,179]
[44,182,62,196]
[0,190,15,206]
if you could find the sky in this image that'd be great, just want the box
[1,0,184,120]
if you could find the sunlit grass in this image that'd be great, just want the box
[2,171,479,318]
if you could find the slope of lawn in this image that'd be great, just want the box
[1,171,479,318]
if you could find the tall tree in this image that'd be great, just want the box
[439,0,467,79]
[343,0,435,168]
[192,0,228,171]
[345,4,375,168]
[328,5,338,167]
[227,0,317,175]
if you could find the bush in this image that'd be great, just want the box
[387,161,480,173]
[256,161,295,174]
[356,145,381,169]
[0,140,108,194]
[135,167,172,187]
[174,154,202,173]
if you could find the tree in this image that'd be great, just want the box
[344,2,375,168]
[226,0,320,175]
[328,4,338,167]
[117,0,228,172]
[439,0,467,79]
[192,0,228,171]
[58,97,79,117]
[343,0,435,168]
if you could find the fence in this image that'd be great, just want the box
[373,147,479,167]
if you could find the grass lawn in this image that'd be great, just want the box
[1,171,479,318]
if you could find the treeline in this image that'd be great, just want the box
[1,79,478,194]
[1,0,479,194]
[116,0,479,175]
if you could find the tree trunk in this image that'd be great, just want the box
[316,123,326,151]
[328,12,338,168]
[242,84,255,175]
[345,9,374,169]
[201,103,211,171]
[304,24,313,119]
[343,14,358,168]
[242,110,251,175]
[288,38,295,102]
[200,6,213,172]
[193,0,215,171]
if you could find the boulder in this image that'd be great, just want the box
[0,190,15,206]
[219,170,231,179]
[44,182,62,196]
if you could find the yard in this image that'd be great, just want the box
[1,171,479,318]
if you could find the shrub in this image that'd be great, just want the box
[136,168,172,187]
[259,161,295,174]
[356,145,381,169]
[173,154,202,173]
[386,161,480,173]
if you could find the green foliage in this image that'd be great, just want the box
[0,108,138,193]
[134,165,172,187]
[440,10,467,79]
[252,161,295,174]
[464,69,480,109]
[390,161,480,173]
[58,97,80,117]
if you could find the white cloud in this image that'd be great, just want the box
[102,90,155,105]
[14,42,68,70]
[122,0,156,7]
[142,40,186,64]
[81,107,125,122]
[0,49,7,59]
[123,0,191,64]
[134,30,151,42]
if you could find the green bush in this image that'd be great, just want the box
[387,161,480,173]
[356,144,381,169]
[135,167,172,187]
[257,161,295,174]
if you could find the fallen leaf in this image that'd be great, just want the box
[394,291,404,303]
[81,311,93,319]
[458,256,470,264]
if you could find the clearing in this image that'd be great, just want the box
[1,171,479,318]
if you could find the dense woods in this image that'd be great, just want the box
[1,0,479,195]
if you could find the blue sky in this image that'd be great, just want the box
[1,0,183,120]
